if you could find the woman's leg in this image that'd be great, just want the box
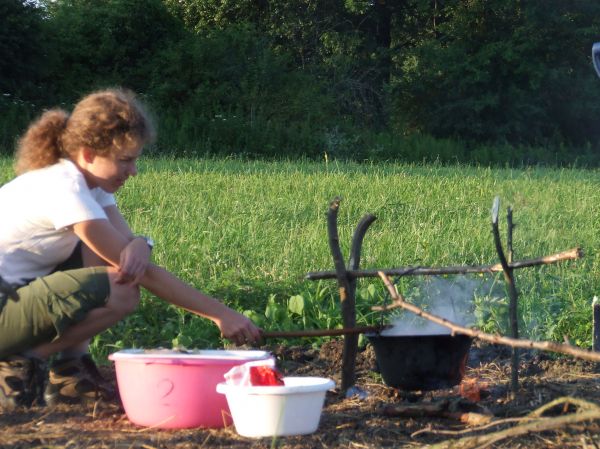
[30,268,139,359]
[0,266,138,408]
[40,268,140,405]
[50,243,112,356]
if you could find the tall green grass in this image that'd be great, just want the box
[1,157,599,358]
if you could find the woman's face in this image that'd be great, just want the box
[84,145,142,193]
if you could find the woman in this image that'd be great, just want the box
[0,89,261,409]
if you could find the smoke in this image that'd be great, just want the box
[380,275,493,336]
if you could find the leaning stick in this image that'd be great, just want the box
[305,247,583,280]
[376,271,600,363]
[492,197,519,396]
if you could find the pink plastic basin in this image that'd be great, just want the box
[109,349,273,429]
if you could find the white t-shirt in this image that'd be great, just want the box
[0,159,116,284]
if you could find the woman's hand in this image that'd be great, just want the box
[215,308,262,346]
[117,237,151,285]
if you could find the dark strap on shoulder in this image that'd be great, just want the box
[0,275,19,302]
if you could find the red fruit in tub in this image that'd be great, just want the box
[249,365,285,386]
[224,358,284,386]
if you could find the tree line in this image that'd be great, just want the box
[2,0,600,165]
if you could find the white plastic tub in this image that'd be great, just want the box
[216,376,335,437]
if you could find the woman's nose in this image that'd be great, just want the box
[129,162,138,177]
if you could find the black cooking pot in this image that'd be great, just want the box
[367,333,472,391]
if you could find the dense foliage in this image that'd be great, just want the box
[2,0,600,164]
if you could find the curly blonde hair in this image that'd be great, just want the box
[15,89,156,175]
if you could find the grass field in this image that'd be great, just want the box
[1,156,599,358]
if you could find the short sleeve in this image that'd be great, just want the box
[48,178,109,230]
[93,188,116,208]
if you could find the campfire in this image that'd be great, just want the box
[302,196,587,396]
[261,196,599,445]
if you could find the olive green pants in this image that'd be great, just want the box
[0,267,110,358]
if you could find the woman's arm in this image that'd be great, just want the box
[72,218,260,344]
[141,265,261,344]
[104,205,135,240]
[72,218,130,267]
[103,205,152,282]
[72,218,149,284]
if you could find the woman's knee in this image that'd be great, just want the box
[106,272,140,317]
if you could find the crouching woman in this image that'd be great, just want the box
[0,89,261,409]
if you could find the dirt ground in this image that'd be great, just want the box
[1,339,600,449]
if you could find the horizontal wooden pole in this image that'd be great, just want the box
[305,247,583,281]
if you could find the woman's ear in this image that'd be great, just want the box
[81,147,96,163]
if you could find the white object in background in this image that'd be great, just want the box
[592,43,600,78]
[216,376,335,437]
[593,296,600,351]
